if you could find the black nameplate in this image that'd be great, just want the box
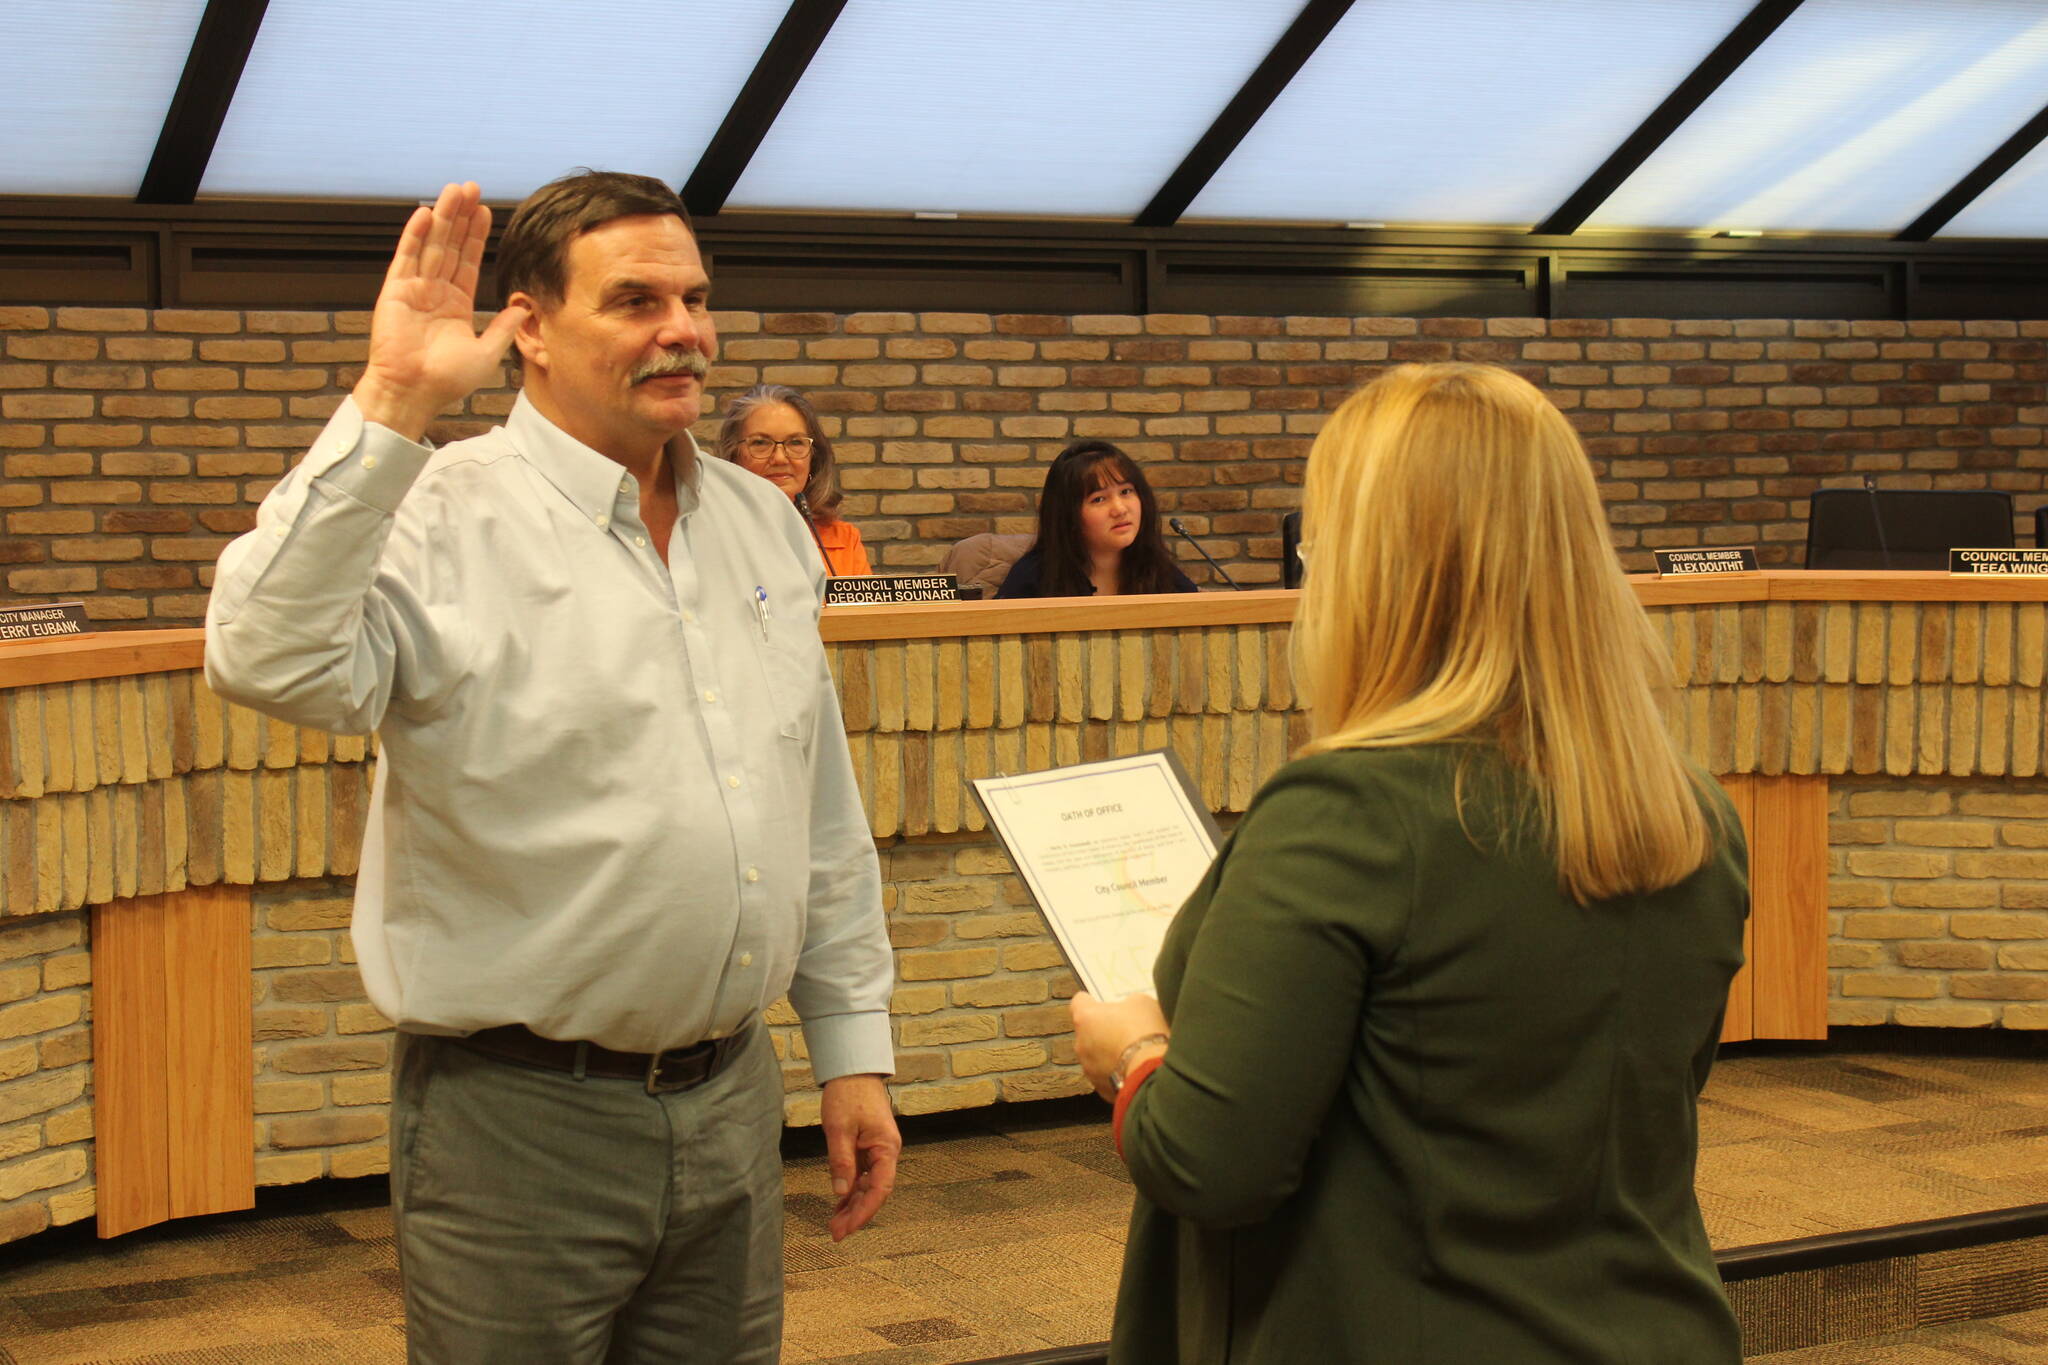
[1949,548,2048,576]
[1654,547,1759,577]
[0,600,89,642]
[825,574,963,605]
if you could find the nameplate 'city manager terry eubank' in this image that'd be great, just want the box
[203,174,898,1364]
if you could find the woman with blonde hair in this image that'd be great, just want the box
[1072,363,1747,1364]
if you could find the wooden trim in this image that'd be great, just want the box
[1631,570,2048,605]
[162,882,255,1219]
[94,884,254,1238]
[1750,775,1831,1039]
[1718,775,1757,1044]
[818,588,1301,642]
[0,629,203,689]
[1,574,2045,679]
[93,895,173,1238]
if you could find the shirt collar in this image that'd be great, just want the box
[506,391,705,525]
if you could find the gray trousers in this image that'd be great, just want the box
[390,1028,785,1365]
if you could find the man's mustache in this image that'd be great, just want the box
[630,350,709,384]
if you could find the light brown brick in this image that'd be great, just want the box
[0,1071,85,1125]
[0,995,81,1040]
[331,1073,391,1107]
[255,1080,326,1113]
[950,1041,1048,1076]
[899,1014,1000,1046]
[1840,973,1940,998]
[43,1105,91,1146]
[0,1148,86,1201]
[897,948,999,981]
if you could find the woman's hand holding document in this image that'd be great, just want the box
[970,752,1218,1000]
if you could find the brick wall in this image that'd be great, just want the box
[0,910,93,1239]
[3,307,2046,622]
[1830,778,2048,1028]
[238,836,1090,1192]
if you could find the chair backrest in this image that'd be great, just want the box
[1804,489,2015,570]
[1281,511,1304,590]
[940,532,1034,598]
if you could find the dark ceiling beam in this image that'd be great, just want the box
[682,0,847,217]
[1134,0,1355,229]
[1532,0,1804,237]
[136,0,272,205]
[1897,101,2048,241]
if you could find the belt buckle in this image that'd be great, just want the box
[645,1049,671,1095]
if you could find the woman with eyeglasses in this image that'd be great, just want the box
[1070,363,1747,1364]
[716,384,871,577]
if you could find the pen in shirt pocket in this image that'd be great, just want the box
[753,585,770,640]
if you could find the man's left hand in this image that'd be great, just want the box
[819,1073,899,1241]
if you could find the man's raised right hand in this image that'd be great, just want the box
[352,181,530,443]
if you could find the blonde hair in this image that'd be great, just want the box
[1293,363,1712,904]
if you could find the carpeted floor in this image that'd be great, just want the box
[2,1048,2044,1365]
[1749,1306,2048,1363]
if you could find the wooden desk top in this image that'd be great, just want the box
[4,573,2045,688]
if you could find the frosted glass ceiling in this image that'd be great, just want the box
[1,0,208,196]
[1586,0,2048,234]
[1184,0,1754,227]
[725,0,1301,217]
[0,0,2045,240]
[200,0,789,200]
[1942,135,2048,238]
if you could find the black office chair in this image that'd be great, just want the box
[1281,511,1304,590]
[2035,505,2046,549]
[1803,489,2015,570]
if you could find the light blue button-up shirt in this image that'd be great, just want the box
[206,393,894,1080]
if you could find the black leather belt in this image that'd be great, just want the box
[460,1023,752,1094]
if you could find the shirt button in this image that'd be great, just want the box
[337,431,358,456]
[745,867,760,883]
[596,514,609,529]
[739,952,754,967]
[726,775,741,789]
[702,689,718,704]
[620,477,631,493]
[636,535,647,547]
[361,454,378,470]
[681,610,697,624]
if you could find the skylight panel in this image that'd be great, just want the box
[1,0,209,196]
[1939,135,2048,238]
[200,1,790,201]
[1586,0,2048,235]
[1181,0,1753,228]
[724,0,1301,218]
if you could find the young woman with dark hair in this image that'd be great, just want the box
[995,441,1197,598]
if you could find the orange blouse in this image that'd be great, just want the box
[813,518,872,577]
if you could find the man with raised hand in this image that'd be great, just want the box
[206,174,898,1363]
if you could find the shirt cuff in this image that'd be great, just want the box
[302,397,434,513]
[800,1009,896,1085]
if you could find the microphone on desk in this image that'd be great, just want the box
[793,493,837,579]
[1862,475,1895,570]
[1169,517,1243,590]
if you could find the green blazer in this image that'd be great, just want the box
[1112,744,1747,1365]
